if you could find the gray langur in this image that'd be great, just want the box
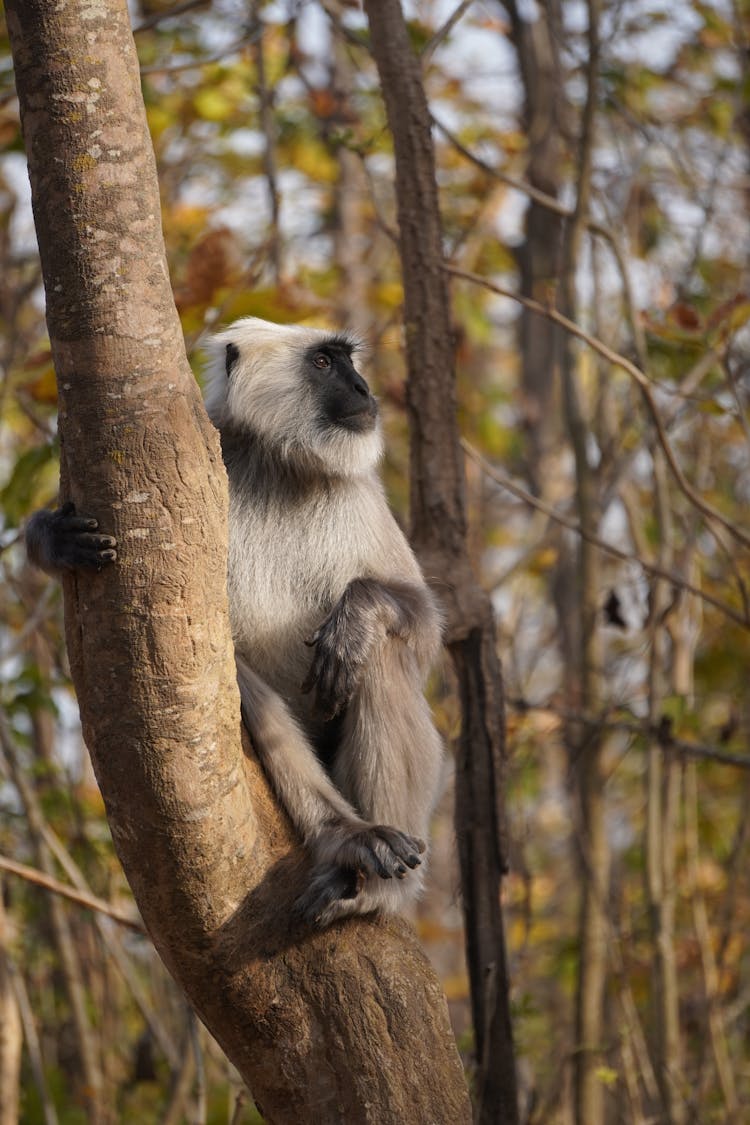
[26,317,444,926]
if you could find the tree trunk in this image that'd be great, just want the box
[363,3,519,1122]
[6,2,470,1120]
[0,894,21,1125]
[504,0,567,494]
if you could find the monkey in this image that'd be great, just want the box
[25,317,445,927]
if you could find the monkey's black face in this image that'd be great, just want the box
[304,340,378,434]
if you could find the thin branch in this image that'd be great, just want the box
[139,33,257,77]
[39,820,181,1069]
[462,439,750,629]
[508,698,750,770]
[134,0,207,34]
[0,854,145,933]
[447,265,750,551]
[421,0,476,68]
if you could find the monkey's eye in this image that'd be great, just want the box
[312,353,331,370]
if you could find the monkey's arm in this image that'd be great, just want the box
[25,502,117,575]
[303,577,442,720]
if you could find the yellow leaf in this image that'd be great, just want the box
[194,89,233,122]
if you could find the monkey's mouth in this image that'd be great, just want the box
[335,401,378,432]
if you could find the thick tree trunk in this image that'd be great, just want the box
[7,2,470,1121]
[363,3,519,1122]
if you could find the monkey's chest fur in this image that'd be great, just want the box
[225,468,408,731]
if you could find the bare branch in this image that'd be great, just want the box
[0,854,145,932]
[421,1,476,68]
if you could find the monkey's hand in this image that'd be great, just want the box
[296,822,426,927]
[303,579,399,718]
[26,502,117,575]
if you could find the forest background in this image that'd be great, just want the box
[0,0,749,1123]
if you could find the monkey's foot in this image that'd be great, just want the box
[297,823,426,927]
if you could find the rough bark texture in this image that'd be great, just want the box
[363,3,519,1122]
[7,2,471,1121]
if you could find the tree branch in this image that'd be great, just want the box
[0,854,145,932]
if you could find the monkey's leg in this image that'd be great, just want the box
[335,641,443,843]
[26,502,117,575]
[237,660,424,926]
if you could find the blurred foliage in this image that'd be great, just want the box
[0,0,749,1121]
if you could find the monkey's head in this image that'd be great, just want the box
[204,317,383,477]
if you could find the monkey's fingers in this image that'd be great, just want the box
[63,532,117,570]
[370,826,425,872]
[301,648,360,719]
[294,865,360,928]
[57,513,102,533]
[334,830,396,880]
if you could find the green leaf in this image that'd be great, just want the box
[0,442,58,526]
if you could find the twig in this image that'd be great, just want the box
[39,822,180,1069]
[250,8,282,282]
[134,0,206,33]
[190,1009,207,1125]
[139,34,257,77]
[447,264,750,551]
[421,0,475,68]
[229,1087,250,1125]
[0,854,145,933]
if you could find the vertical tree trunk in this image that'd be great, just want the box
[557,6,611,1122]
[0,894,21,1125]
[508,1,611,1118]
[6,2,471,1120]
[646,455,686,1125]
[504,0,566,494]
[363,3,519,1122]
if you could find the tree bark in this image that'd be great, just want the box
[6,2,471,1121]
[363,3,519,1122]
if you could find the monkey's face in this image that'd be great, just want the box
[204,318,384,478]
[304,340,378,436]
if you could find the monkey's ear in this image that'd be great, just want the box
[225,342,240,377]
